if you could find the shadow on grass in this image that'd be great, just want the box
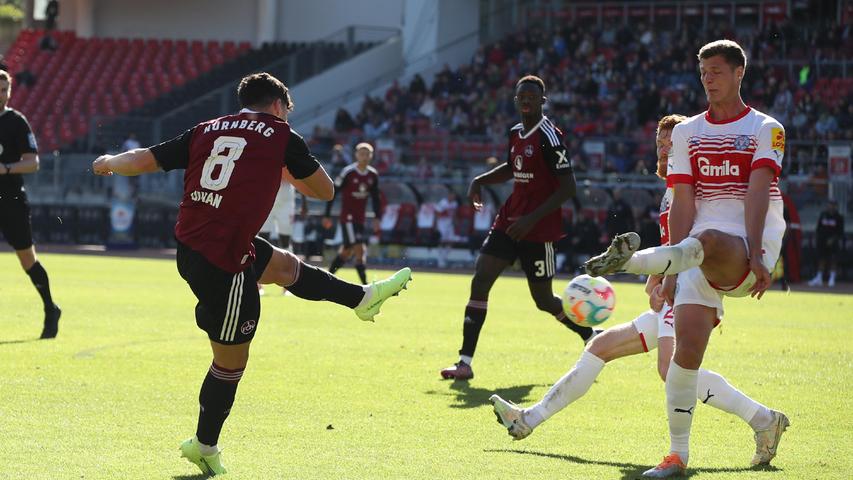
[172,475,210,480]
[0,338,43,346]
[484,448,782,479]
[425,381,546,409]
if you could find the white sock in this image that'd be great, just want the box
[195,436,219,456]
[355,285,372,309]
[524,351,605,429]
[459,355,473,365]
[697,369,771,430]
[623,237,704,275]
[666,361,698,464]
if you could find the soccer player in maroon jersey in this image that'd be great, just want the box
[92,73,411,477]
[440,75,597,381]
[323,142,380,284]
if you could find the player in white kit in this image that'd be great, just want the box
[583,40,789,477]
[490,114,781,465]
[259,169,296,249]
[258,169,296,295]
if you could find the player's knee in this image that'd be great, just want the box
[694,229,726,256]
[586,337,613,362]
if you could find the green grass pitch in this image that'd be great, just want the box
[1,253,851,479]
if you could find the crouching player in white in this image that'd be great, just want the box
[491,114,782,469]
[583,40,789,477]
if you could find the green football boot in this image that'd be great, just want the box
[180,437,227,477]
[354,267,412,322]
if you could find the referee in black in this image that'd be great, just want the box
[0,70,60,338]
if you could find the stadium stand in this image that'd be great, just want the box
[3,29,250,152]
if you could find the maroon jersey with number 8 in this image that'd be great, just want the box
[151,109,320,273]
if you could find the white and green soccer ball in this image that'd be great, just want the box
[562,274,616,327]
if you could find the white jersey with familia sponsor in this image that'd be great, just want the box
[668,107,785,245]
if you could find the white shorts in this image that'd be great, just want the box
[437,219,455,242]
[675,235,781,318]
[631,303,675,352]
[260,185,295,236]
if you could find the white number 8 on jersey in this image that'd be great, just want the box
[200,136,247,191]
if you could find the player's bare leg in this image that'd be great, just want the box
[441,253,510,380]
[353,243,368,284]
[527,279,595,343]
[15,246,60,338]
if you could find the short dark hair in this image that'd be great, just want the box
[698,40,747,70]
[516,75,545,94]
[0,70,10,83]
[237,72,293,111]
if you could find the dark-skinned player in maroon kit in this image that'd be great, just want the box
[440,75,598,381]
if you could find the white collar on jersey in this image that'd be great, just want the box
[518,116,547,140]
[239,108,260,114]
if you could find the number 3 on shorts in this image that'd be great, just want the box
[534,260,546,277]
[200,136,247,191]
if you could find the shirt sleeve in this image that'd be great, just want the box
[752,119,785,178]
[150,128,194,171]
[283,130,321,180]
[542,132,574,176]
[667,123,693,185]
[17,114,38,154]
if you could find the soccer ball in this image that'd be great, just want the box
[562,275,616,327]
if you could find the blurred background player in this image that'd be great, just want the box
[0,69,60,339]
[808,199,844,287]
[324,142,380,284]
[435,191,459,268]
[440,75,596,381]
[583,40,789,477]
[91,72,411,477]
[491,114,783,468]
[258,170,296,295]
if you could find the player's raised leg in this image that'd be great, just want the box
[586,229,753,288]
[440,253,510,380]
[258,240,411,322]
[491,320,648,439]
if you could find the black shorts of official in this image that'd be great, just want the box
[480,229,557,282]
[176,236,274,345]
[817,239,839,260]
[0,190,34,250]
[340,220,367,247]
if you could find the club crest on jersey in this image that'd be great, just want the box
[688,137,701,147]
[240,319,256,335]
[733,135,750,151]
[514,155,523,170]
[524,145,534,157]
[698,157,740,177]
